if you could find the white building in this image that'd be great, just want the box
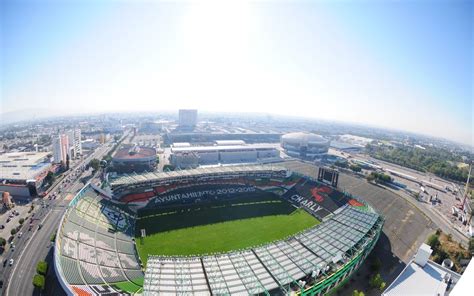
[178,109,198,128]
[170,142,280,169]
[53,134,69,164]
[383,243,461,296]
[67,129,82,159]
[0,152,53,197]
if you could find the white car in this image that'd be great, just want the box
[9,259,14,266]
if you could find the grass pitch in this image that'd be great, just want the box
[135,193,318,265]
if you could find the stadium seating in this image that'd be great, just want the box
[55,188,144,295]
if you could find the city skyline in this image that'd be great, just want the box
[1,0,472,145]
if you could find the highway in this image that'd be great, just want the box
[0,141,114,296]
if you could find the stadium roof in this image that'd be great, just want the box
[109,164,287,187]
[171,143,278,153]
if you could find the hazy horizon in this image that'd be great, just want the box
[1,0,472,145]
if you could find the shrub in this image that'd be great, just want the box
[469,238,474,255]
[32,274,45,290]
[352,290,365,296]
[50,232,56,242]
[36,261,48,275]
[427,234,440,251]
[369,273,386,291]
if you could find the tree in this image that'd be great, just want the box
[0,237,6,247]
[163,164,175,171]
[89,158,100,171]
[366,174,376,182]
[349,164,362,172]
[427,234,440,251]
[469,238,474,255]
[10,228,17,235]
[33,274,45,290]
[19,218,24,225]
[36,261,48,275]
[352,290,365,296]
[66,154,70,170]
[369,273,386,291]
[370,257,382,273]
[44,171,55,185]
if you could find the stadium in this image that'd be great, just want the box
[54,165,383,295]
[281,132,330,159]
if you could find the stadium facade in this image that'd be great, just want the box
[281,132,330,159]
[55,165,383,295]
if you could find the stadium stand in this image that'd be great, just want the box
[54,187,144,295]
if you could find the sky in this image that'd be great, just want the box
[0,0,472,145]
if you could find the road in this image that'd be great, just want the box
[1,141,115,296]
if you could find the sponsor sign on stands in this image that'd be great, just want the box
[153,186,256,205]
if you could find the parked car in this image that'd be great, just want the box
[9,259,14,266]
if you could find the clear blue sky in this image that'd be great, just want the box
[1,0,472,145]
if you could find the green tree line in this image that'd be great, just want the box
[366,144,471,184]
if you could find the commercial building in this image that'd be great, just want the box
[0,152,54,197]
[178,109,198,128]
[53,134,69,164]
[281,132,330,159]
[111,145,157,173]
[170,141,280,169]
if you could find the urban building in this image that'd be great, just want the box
[281,132,330,159]
[0,152,54,197]
[170,141,280,169]
[53,134,69,164]
[178,109,198,128]
[67,129,82,159]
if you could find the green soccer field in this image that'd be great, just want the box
[135,192,319,266]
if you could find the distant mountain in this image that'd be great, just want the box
[0,108,65,125]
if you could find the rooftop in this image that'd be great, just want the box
[0,152,52,181]
[171,143,278,153]
[383,256,461,296]
[113,146,156,160]
[109,164,287,187]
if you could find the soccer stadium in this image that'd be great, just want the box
[54,165,383,295]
